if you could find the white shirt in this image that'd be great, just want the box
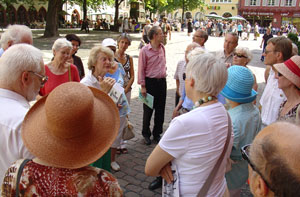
[80,70,100,89]
[260,68,286,125]
[0,88,34,187]
[159,102,233,197]
[174,59,186,97]
[247,24,251,33]
[153,21,160,26]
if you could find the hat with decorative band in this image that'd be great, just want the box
[221,65,257,103]
[274,55,300,88]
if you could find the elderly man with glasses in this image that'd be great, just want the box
[242,121,300,197]
[0,44,46,189]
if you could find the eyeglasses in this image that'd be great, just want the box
[183,73,186,81]
[264,50,276,54]
[28,71,48,87]
[233,53,247,59]
[277,72,283,77]
[241,144,274,192]
[72,44,80,49]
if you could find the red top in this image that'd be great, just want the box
[40,64,80,96]
[1,159,123,196]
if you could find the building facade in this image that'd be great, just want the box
[239,0,300,28]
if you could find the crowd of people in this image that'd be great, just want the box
[0,23,300,197]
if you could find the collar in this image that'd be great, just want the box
[148,42,164,51]
[87,70,100,85]
[0,88,30,109]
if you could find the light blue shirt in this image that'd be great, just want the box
[0,48,4,57]
[225,103,261,190]
[237,24,243,31]
[180,86,194,110]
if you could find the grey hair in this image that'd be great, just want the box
[235,46,253,62]
[0,44,43,86]
[187,46,206,62]
[0,24,32,49]
[292,43,298,56]
[52,38,72,52]
[117,33,132,46]
[87,45,114,71]
[185,53,228,96]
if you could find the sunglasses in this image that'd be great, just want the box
[233,53,247,59]
[277,72,283,77]
[183,73,186,81]
[241,144,274,192]
[28,71,48,87]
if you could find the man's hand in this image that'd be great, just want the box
[141,86,147,98]
[159,163,173,184]
[98,76,115,94]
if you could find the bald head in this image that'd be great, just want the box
[249,122,300,197]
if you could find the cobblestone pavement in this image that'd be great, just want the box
[26,28,266,196]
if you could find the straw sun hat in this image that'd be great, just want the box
[274,55,300,88]
[221,65,257,103]
[22,82,120,169]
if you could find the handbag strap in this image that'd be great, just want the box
[68,66,72,81]
[197,113,232,197]
[15,159,31,197]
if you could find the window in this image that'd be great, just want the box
[268,0,275,5]
[285,0,292,6]
[250,0,257,5]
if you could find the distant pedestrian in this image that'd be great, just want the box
[237,22,243,38]
[246,22,251,40]
[187,19,193,36]
[160,17,171,45]
[260,28,273,61]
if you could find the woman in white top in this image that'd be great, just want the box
[145,53,233,196]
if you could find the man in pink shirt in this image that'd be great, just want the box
[138,26,167,146]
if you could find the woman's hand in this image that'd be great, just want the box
[98,76,115,94]
[160,163,174,184]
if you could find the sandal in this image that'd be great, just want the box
[121,148,128,154]
[116,148,121,154]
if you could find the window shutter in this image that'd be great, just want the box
[280,0,285,6]
[275,0,280,5]
[292,0,296,6]
[245,0,250,6]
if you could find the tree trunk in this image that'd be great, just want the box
[181,0,185,21]
[83,0,87,20]
[114,0,120,32]
[43,0,61,37]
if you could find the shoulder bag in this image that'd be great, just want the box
[15,159,31,197]
[197,113,232,197]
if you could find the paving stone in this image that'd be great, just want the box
[126,184,143,193]
[117,179,129,187]
[140,189,157,197]
[123,175,142,185]
[124,192,140,197]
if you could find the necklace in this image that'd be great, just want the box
[193,96,216,109]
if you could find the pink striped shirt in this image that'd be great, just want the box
[138,43,167,86]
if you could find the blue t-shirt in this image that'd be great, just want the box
[237,24,243,31]
[105,63,130,117]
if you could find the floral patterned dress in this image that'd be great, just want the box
[1,159,123,197]
[278,101,300,124]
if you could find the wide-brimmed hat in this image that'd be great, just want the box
[274,55,300,88]
[221,65,257,103]
[22,82,120,169]
[102,38,117,48]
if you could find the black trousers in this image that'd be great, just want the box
[142,77,167,139]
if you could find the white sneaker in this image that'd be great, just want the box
[111,161,120,171]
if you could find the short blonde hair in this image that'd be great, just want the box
[88,45,114,71]
[186,53,228,96]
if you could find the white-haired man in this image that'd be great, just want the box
[0,44,46,187]
[0,24,33,57]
